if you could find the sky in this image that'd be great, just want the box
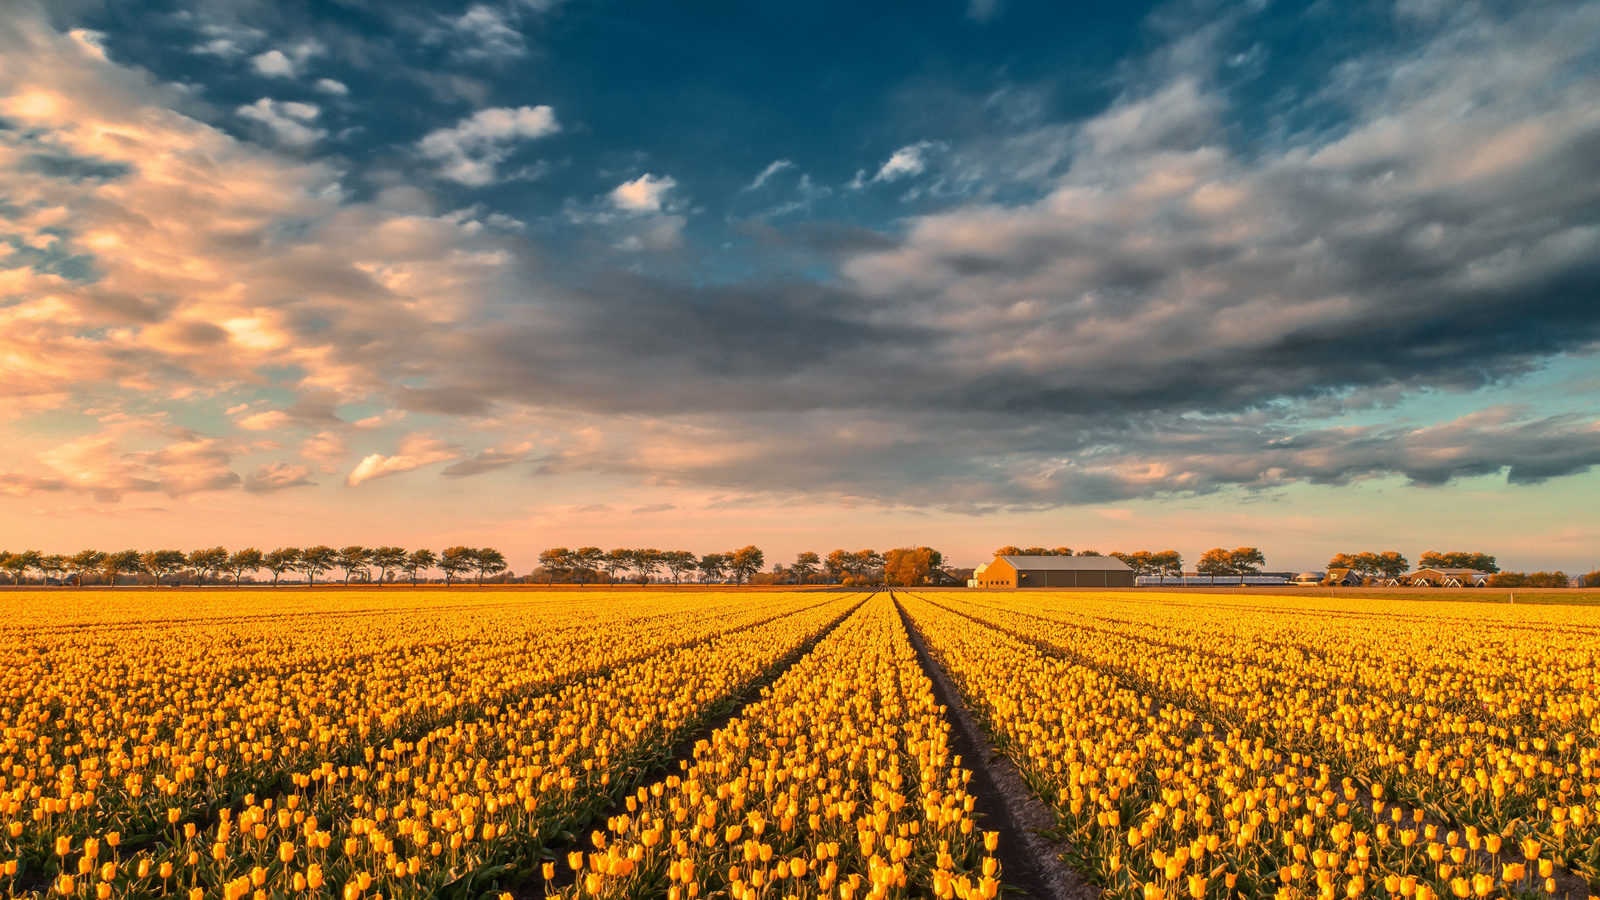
[2,0,1599,573]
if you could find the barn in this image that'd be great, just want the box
[1404,567,1491,587]
[971,554,1135,588]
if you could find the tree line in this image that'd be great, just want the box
[0,546,508,587]
[0,543,959,588]
[533,547,766,585]
[533,546,950,586]
[1326,549,1598,587]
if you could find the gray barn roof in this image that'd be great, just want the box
[997,555,1133,571]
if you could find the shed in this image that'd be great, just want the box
[974,555,1135,589]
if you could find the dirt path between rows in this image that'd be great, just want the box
[893,594,1100,900]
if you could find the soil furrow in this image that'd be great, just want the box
[892,593,1098,900]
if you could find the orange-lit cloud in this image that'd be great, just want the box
[346,434,460,486]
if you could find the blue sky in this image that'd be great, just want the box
[2,0,1599,571]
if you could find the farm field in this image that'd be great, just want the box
[903,590,1600,900]
[2,589,1597,899]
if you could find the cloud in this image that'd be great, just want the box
[609,173,677,212]
[872,141,934,182]
[440,443,535,477]
[448,5,527,61]
[34,425,241,503]
[249,41,322,78]
[235,395,346,433]
[237,410,295,431]
[522,404,1600,512]
[0,471,69,495]
[301,432,349,471]
[0,7,518,479]
[744,159,795,191]
[243,462,314,493]
[191,22,265,58]
[236,98,325,146]
[418,105,560,185]
[352,409,407,429]
[346,434,460,486]
[835,2,1600,424]
[67,29,106,60]
[314,78,349,96]
[5,0,1600,517]
[250,50,295,77]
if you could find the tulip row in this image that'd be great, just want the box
[0,590,856,897]
[560,594,998,900]
[930,591,1600,891]
[901,592,1572,900]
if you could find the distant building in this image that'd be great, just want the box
[971,554,1135,588]
[1324,568,1365,587]
[1405,567,1491,587]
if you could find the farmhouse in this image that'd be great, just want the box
[1324,568,1364,587]
[971,554,1135,588]
[1405,567,1491,587]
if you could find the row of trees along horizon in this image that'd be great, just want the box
[1323,549,1595,587]
[0,546,507,587]
[0,545,950,587]
[1,543,1591,587]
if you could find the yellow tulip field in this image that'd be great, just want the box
[2,588,1596,899]
[557,595,994,900]
[901,591,1600,900]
